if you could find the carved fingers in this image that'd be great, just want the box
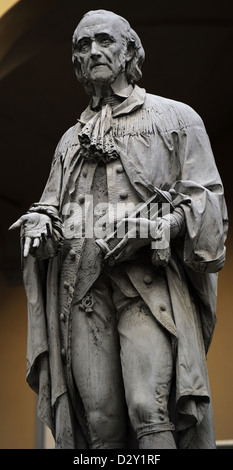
[9,216,26,231]
[9,212,53,257]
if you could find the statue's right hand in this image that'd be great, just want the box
[9,213,52,257]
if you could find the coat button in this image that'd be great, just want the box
[63,281,69,289]
[143,274,153,285]
[78,194,85,204]
[160,303,167,311]
[119,190,128,200]
[82,169,87,177]
[116,164,124,173]
[61,348,66,357]
[69,249,76,260]
[159,407,165,414]
[60,313,66,322]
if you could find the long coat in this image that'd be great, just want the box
[23,85,228,448]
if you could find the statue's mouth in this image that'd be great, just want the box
[91,63,110,69]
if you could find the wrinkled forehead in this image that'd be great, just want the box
[74,12,128,41]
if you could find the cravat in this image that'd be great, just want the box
[78,103,119,163]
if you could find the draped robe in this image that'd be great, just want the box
[23,85,228,448]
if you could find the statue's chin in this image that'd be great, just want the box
[89,66,117,86]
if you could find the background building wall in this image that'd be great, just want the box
[0,273,36,448]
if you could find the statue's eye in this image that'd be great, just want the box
[78,39,91,53]
[97,34,114,47]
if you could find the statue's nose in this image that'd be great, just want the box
[90,41,102,57]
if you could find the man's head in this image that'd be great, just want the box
[72,10,145,94]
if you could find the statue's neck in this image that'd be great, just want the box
[93,72,129,98]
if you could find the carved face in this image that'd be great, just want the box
[74,13,131,87]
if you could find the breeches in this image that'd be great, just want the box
[71,274,174,449]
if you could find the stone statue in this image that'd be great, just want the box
[10,10,228,449]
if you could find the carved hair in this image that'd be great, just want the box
[72,10,145,94]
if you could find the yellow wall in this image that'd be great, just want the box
[0,274,36,449]
[0,0,20,18]
[208,237,233,440]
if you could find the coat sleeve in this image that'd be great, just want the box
[171,112,228,273]
[29,123,81,214]
[31,137,65,210]
[27,135,68,258]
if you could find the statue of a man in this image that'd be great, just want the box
[10,10,228,449]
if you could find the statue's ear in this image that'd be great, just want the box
[125,39,135,62]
